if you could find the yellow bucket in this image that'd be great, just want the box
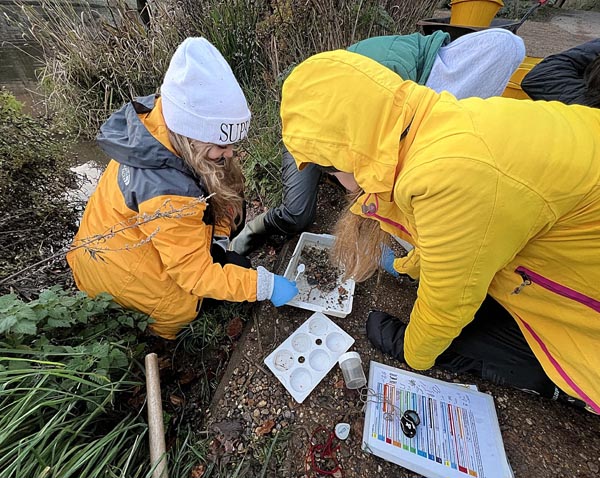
[501,56,544,100]
[450,0,504,27]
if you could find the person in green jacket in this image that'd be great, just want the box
[230,28,525,256]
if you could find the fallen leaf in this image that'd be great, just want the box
[224,439,236,453]
[169,394,184,406]
[207,438,221,461]
[157,356,171,370]
[255,419,275,436]
[333,379,345,389]
[178,370,197,385]
[226,317,244,339]
[190,463,206,478]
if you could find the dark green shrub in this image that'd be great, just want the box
[0,90,79,295]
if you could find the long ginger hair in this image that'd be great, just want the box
[168,131,245,228]
[331,190,392,282]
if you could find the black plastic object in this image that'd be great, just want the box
[417,17,523,40]
[417,0,547,41]
[400,409,420,438]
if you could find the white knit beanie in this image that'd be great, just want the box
[161,37,251,145]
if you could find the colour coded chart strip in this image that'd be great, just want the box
[370,383,483,477]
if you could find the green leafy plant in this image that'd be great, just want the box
[0,287,153,478]
[0,286,149,344]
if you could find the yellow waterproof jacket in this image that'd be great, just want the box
[67,95,259,339]
[281,50,600,411]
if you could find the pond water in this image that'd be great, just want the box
[1,40,108,203]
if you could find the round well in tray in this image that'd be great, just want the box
[309,349,331,372]
[290,368,312,393]
[308,316,328,336]
[273,350,295,372]
[326,332,347,353]
[291,333,311,353]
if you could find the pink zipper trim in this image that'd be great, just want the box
[361,194,412,237]
[516,266,600,313]
[514,266,600,412]
[517,316,600,414]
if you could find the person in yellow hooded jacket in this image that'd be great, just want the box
[280,49,600,413]
[67,38,298,339]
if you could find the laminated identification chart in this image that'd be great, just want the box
[362,362,513,478]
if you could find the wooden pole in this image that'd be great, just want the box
[145,353,168,478]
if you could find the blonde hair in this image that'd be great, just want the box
[168,131,245,228]
[331,191,391,282]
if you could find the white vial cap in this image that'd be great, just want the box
[338,351,361,365]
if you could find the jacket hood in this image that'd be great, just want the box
[97,94,191,174]
[280,50,438,197]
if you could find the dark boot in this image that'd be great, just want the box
[230,212,270,256]
[366,310,407,362]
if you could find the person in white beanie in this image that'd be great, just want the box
[67,37,298,339]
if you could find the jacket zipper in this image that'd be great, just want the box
[361,194,412,237]
[513,266,600,313]
[512,266,600,413]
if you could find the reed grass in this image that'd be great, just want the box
[19,0,438,204]
[0,356,148,478]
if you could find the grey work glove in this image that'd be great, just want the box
[230,212,269,256]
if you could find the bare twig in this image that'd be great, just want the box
[0,196,210,285]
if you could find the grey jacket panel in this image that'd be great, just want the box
[97,94,191,174]
[98,95,210,216]
[116,162,205,212]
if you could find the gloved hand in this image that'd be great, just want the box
[270,274,298,306]
[380,245,400,278]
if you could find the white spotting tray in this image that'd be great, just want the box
[283,232,356,318]
[264,312,355,403]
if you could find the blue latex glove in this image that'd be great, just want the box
[270,274,299,306]
[380,245,400,278]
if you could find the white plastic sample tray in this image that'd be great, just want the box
[264,312,355,403]
[283,232,356,318]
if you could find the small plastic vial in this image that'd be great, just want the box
[338,351,367,389]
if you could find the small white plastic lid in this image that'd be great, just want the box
[335,422,351,440]
[338,351,361,365]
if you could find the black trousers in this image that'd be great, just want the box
[436,295,557,398]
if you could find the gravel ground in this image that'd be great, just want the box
[204,10,600,478]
